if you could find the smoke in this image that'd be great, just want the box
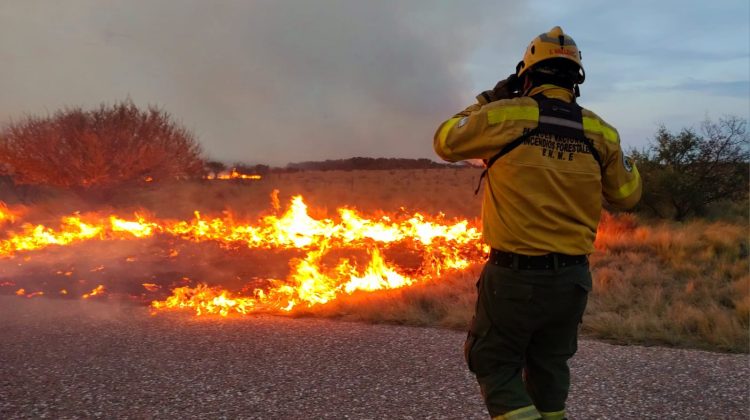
[0,0,527,165]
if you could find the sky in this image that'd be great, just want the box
[0,0,748,165]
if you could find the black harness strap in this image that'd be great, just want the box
[474,94,602,195]
[535,94,602,166]
[473,127,540,195]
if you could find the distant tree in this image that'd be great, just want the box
[205,160,227,175]
[630,116,749,220]
[0,100,204,193]
[251,164,270,175]
[213,163,270,177]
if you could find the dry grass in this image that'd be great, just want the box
[118,168,485,220]
[586,213,749,352]
[298,265,483,330]
[306,210,749,352]
[4,168,748,352]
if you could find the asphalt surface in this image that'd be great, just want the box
[1,297,747,419]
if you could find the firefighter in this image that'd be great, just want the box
[433,27,641,420]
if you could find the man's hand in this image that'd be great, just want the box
[477,74,520,104]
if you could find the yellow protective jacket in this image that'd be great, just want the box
[434,85,642,255]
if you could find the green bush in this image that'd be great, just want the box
[630,116,749,221]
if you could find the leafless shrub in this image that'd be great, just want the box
[0,100,204,193]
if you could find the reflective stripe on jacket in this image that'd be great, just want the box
[433,85,642,255]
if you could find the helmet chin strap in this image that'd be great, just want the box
[516,60,583,97]
[519,73,533,96]
[518,72,580,98]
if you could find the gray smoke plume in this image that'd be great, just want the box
[0,0,527,165]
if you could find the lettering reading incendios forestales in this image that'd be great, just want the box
[523,132,593,161]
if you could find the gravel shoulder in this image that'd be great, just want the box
[0,297,747,419]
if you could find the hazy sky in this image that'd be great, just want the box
[1,1,748,165]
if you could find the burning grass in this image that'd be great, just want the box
[0,169,747,352]
[0,184,486,316]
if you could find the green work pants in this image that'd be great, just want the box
[464,261,591,417]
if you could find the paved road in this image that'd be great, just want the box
[0,297,747,419]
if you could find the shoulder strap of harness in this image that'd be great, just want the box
[474,94,602,195]
[535,94,602,167]
[473,127,540,194]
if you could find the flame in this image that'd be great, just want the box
[4,193,484,316]
[15,287,43,298]
[110,216,155,238]
[1,216,102,255]
[206,168,262,180]
[82,285,106,299]
[150,284,259,316]
[343,248,412,294]
[270,189,281,212]
[0,202,18,224]
[142,283,161,292]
